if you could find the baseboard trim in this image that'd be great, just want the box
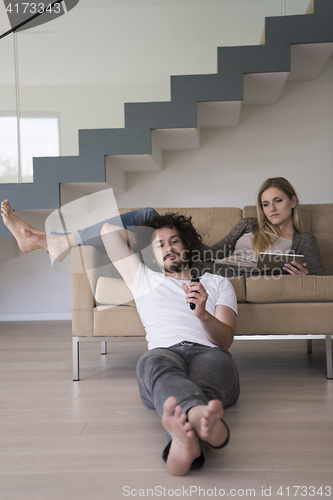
[0,313,72,322]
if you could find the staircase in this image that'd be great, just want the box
[1,0,333,237]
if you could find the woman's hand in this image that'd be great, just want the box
[283,261,309,275]
[182,281,208,319]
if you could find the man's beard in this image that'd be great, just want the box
[164,260,187,273]
[162,253,188,273]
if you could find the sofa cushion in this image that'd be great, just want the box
[242,205,257,219]
[95,277,135,306]
[236,302,333,335]
[94,305,145,337]
[228,276,246,303]
[246,275,333,303]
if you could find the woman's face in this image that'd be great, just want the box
[261,187,297,227]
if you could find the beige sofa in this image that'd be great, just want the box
[71,204,333,380]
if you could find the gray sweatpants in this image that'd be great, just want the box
[136,341,240,470]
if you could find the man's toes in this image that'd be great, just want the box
[178,412,188,425]
[184,421,193,433]
[1,200,10,214]
[207,400,223,414]
[163,396,178,415]
[174,405,183,419]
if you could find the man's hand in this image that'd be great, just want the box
[182,281,209,319]
[182,280,236,350]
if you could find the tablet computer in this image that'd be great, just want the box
[257,253,304,273]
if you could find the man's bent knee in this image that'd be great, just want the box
[100,222,112,236]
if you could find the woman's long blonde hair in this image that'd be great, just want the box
[252,177,303,256]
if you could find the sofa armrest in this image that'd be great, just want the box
[71,246,110,337]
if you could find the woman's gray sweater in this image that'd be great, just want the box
[196,217,324,277]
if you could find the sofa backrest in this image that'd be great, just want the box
[156,207,243,246]
[119,204,333,275]
[243,203,333,276]
[119,207,243,246]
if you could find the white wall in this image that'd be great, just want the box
[116,59,333,209]
[0,246,72,321]
[0,0,332,320]
[0,209,72,321]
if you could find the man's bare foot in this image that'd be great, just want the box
[1,200,44,234]
[1,199,45,253]
[1,200,74,261]
[20,228,74,262]
[162,396,202,476]
[188,400,228,448]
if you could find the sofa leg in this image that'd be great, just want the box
[307,339,312,353]
[101,341,107,355]
[73,337,80,381]
[326,335,333,380]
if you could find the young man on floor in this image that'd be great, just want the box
[100,212,240,476]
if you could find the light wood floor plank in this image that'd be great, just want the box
[0,321,332,500]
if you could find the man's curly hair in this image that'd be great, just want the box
[134,212,203,270]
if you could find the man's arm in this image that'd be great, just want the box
[182,281,236,350]
[100,223,140,285]
[199,218,256,260]
[201,305,236,350]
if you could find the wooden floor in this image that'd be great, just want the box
[0,321,332,500]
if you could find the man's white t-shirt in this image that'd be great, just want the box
[127,263,237,350]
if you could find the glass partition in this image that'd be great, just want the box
[286,0,313,15]
[0,33,18,183]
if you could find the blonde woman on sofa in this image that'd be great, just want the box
[196,177,324,278]
[0,177,324,276]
